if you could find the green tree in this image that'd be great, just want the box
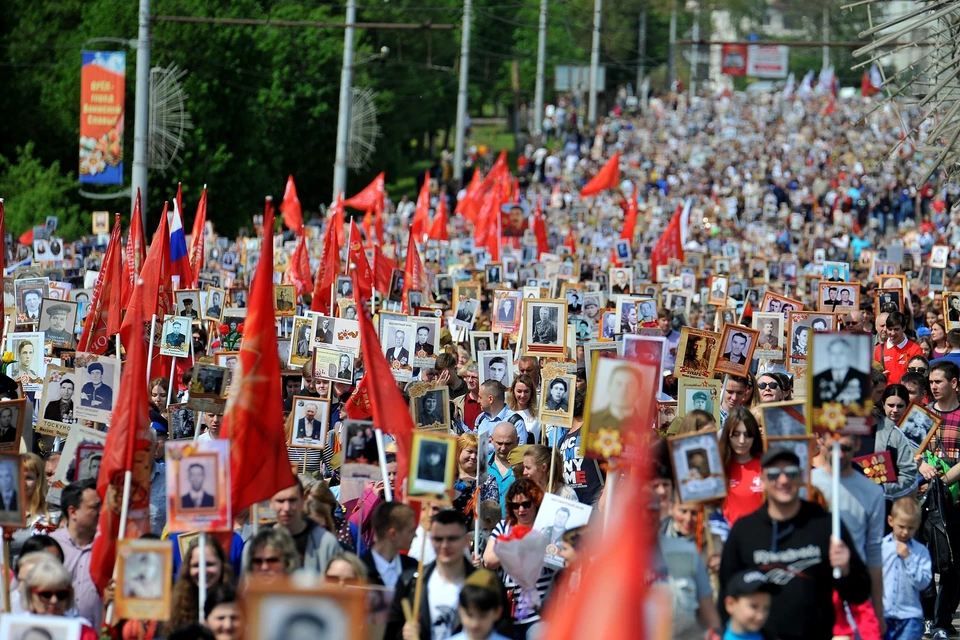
[0,142,84,237]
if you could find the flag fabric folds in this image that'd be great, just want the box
[621,188,638,242]
[343,172,386,214]
[78,215,123,354]
[220,204,297,512]
[120,203,173,349]
[286,233,312,298]
[280,175,304,234]
[348,219,374,302]
[169,198,192,288]
[311,218,341,314]
[122,189,147,306]
[650,203,685,282]
[532,197,549,258]
[427,196,449,241]
[580,152,620,198]
[188,185,208,287]
[410,172,431,242]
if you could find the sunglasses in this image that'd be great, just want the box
[252,556,282,566]
[757,382,780,391]
[764,466,802,482]
[431,535,464,544]
[908,367,928,374]
[31,587,72,601]
[510,500,534,510]
[835,443,855,454]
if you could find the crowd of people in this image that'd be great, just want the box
[1,84,960,640]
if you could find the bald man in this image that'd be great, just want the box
[490,422,519,515]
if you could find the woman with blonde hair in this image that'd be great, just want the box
[19,555,99,639]
[325,551,369,584]
[10,453,59,558]
[452,432,499,526]
[507,374,540,443]
[522,445,577,500]
[244,527,300,576]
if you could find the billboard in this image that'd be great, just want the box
[746,45,789,79]
[720,44,748,76]
[555,65,606,92]
[79,51,126,185]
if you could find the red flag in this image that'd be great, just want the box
[344,374,373,419]
[122,189,147,306]
[221,203,297,512]
[18,228,33,247]
[329,193,346,248]
[361,209,374,245]
[540,470,651,639]
[402,233,427,312]
[822,96,836,116]
[343,172,386,214]
[120,203,173,349]
[650,204,685,282]
[532,197,549,258]
[565,228,577,254]
[280,175,304,234]
[580,152,621,198]
[373,247,399,293]
[410,172,431,242]
[285,233,312,297]
[621,188,638,242]
[348,219,374,302]
[311,217,341,314]
[354,279,414,496]
[89,276,153,593]
[188,185,208,287]
[78,215,124,354]
[455,169,484,224]
[175,183,184,226]
[427,196,449,241]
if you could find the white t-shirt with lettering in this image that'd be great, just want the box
[427,570,463,640]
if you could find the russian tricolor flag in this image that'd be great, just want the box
[169,199,192,287]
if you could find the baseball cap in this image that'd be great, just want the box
[760,447,800,468]
[726,570,780,597]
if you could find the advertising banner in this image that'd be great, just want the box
[746,45,789,79]
[720,44,748,76]
[79,51,125,185]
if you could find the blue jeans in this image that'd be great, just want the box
[885,617,923,640]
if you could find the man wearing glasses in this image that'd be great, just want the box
[874,311,923,384]
[719,448,871,640]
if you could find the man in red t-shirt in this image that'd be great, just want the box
[874,311,922,384]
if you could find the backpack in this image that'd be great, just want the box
[919,478,956,573]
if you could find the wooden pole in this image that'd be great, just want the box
[375,428,393,501]
[1,530,10,612]
[198,532,208,623]
[145,313,158,384]
[408,505,431,624]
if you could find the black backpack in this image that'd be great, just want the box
[919,478,957,573]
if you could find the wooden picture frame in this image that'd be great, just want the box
[674,327,720,379]
[408,431,458,503]
[667,429,727,504]
[243,576,367,640]
[898,402,942,452]
[714,324,759,377]
[115,539,174,621]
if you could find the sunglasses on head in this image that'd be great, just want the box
[764,466,802,482]
[510,499,533,510]
[757,381,780,391]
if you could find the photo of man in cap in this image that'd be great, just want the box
[81,361,114,410]
[180,297,199,319]
[40,302,75,347]
[690,390,713,414]
[164,319,187,350]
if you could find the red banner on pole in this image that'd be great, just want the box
[721,44,748,76]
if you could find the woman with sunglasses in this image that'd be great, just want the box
[755,373,787,404]
[18,555,99,639]
[244,527,299,576]
[717,408,765,527]
[875,385,920,501]
[482,477,556,635]
[906,355,929,379]
[930,320,948,359]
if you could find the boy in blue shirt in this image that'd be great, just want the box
[722,570,778,640]
[883,496,932,640]
[448,569,512,640]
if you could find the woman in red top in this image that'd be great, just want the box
[718,407,764,526]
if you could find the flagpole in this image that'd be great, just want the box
[167,355,177,407]
[104,468,134,625]
[831,435,842,579]
[198,531,208,623]
[145,314,157,384]
[374,428,393,502]
[1,528,10,612]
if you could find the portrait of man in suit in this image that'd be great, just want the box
[179,461,216,511]
[722,332,749,365]
[0,460,19,513]
[414,326,434,357]
[206,292,222,319]
[43,377,75,424]
[0,407,17,443]
[296,403,323,441]
[823,287,840,311]
[20,289,42,322]
[812,337,870,406]
[497,297,517,323]
[385,330,410,367]
[315,317,334,345]
[337,354,354,382]
[417,392,445,427]
[455,299,476,323]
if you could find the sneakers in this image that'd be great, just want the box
[932,630,948,640]
[925,620,934,639]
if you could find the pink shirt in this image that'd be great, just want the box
[50,527,102,631]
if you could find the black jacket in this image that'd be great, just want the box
[384,558,512,640]
[361,549,419,588]
[719,500,871,640]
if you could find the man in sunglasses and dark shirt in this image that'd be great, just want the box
[719,448,871,640]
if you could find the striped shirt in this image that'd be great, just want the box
[490,520,557,625]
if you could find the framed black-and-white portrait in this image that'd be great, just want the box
[539,373,575,428]
[608,267,633,296]
[408,432,457,503]
[341,420,379,481]
[478,350,514,388]
[944,292,960,331]
[817,282,859,314]
[452,297,480,330]
[37,366,77,438]
[808,332,873,435]
[760,400,809,438]
[7,331,45,391]
[381,318,416,382]
[410,316,440,369]
[204,288,225,323]
[74,353,120,423]
[0,613,82,640]
[714,324,759,378]
[159,315,191,358]
[290,316,315,368]
[668,430,726,504]
[14,276,49,325]
[752,312,783,360]
[898,402,941,451]
[244,577,366,640]
[411,386,450,431]
[0,453,26,528]
[165,439,231,532]
[174,289,201,321]
[930,245,950,269]
[471,331,495,358]
[290,396,330,449]
[312,315,336,348]
[74,444,103,482]
[522,298,567,357]
[38,298,78,349]
[186,363,229,414]
[115,539,173,621]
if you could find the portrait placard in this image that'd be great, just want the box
[944,292,960,331]
[341,420,380,481]
[243,576,367,640]
[677,377,722,426]
[492,289,523,334]
[707,275,728,306]
[451,297,480,330]
[169,404,196,440]
[822,261,849,282]
[313,347,354,384]
[273,284,297,317]
[808,332,874,435]
[539,373,576,429]
[608,267,633,295]
[37,365,77,437]
[38,298,78,349]
[930,245,950,269]
[381,318,416,382]
[752,312,784,360]
[115,538,174,621]
[159,315,191,358]
[760,400,809,438]
[73,352,120,422]
[621,335,667,379]
[203,287,226,322]
[289,396,330,450]
[333,317,361,356]
[714,324,759,378]
[92,211,110,235]
[14,277,50,324]
[875,288,903,316]
[598,309,617,341]
[786,312,838,374]
[0,613,82,640]
[289,316,315,368]
[533,492,593,569]
[478,350,514,388]
[174,289,202,321]
[312,315,337,349]
[409,384,450,431]
[817,282,859,314]
[471,331,495,358]
[582,357,658,462]
[186,363,229,414]
[898,402,941,451]
[0,453,26,528]
[522,298,567,357]
[759,292,804,323]
[410,316,441,369]
[408,431,457,503]
[165,439,231,532]
[674,327,720,379]
[583,341,618,376]
[657,401,678,435]
[74,444,103,482]
[7,331,46,391]
[49,425,107,506]
[667,430,727,504]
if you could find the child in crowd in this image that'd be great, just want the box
[722,570,778,640]
[883,496,932,640]
[448,569,511,640]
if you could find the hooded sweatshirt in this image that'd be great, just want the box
[718,500,871,640]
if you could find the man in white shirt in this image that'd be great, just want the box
[361,502,418,588]
[196,412,222,442]
[474,381,526,444]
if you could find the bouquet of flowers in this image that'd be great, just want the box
[218,323,244,350]
[493,525,548,618]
